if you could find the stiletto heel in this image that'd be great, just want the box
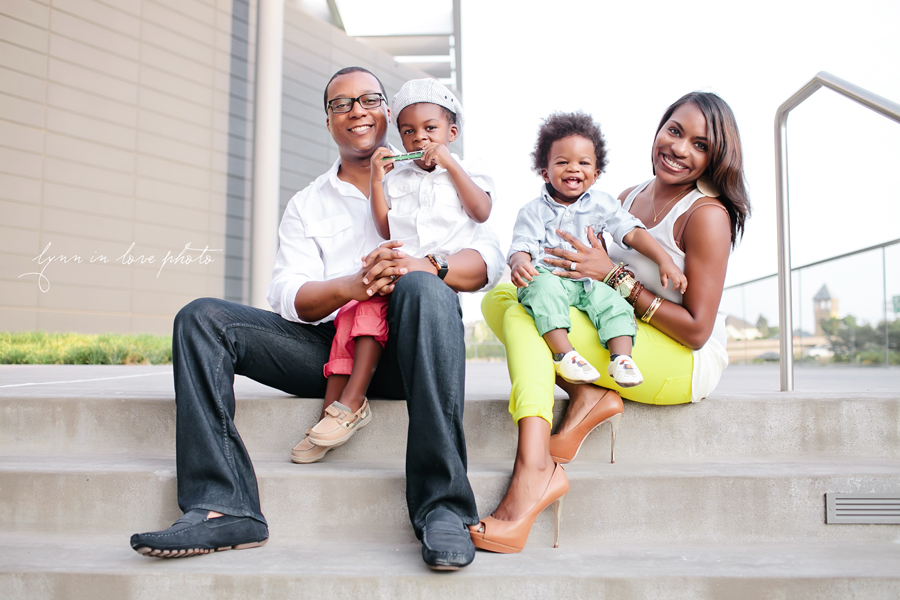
[552,494,565,548]
[550,389,624,464]
[607,412,621,464]
[468,463,569,554]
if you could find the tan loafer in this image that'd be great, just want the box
[307,398,371,448]
[290,428,331,464]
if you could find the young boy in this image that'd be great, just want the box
[508,112,687,388]
[294,79,494,463]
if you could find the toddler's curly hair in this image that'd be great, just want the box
[531,111,608,175]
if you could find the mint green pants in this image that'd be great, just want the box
[516,268,636,348]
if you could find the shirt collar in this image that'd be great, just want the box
[540,183,592,206]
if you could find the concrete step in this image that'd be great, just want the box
[3,454,898,546]
[2,372,898,461]
[1,532,899,600]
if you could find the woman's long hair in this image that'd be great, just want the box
[656,92,751,247]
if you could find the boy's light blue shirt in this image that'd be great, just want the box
[508,184,645,289]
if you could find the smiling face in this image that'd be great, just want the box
[325,71,390,161]
[541,135,601,204]
[396,102,459,169]
[652,102,711,185]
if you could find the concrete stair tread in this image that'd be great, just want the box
[2,453,900,475]
[2,533,899,600]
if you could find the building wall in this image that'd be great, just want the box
[0,0,427,335]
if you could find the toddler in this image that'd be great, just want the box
[508,112,686,388]
[296,79,494,463]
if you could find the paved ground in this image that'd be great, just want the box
[0,362,896,398]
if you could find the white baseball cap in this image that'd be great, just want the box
[391,78,464,130]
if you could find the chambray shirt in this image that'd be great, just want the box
[508,184,644,289]
[384,153,495,258]
[267,157,504,325]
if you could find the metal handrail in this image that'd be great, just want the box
[724,238,900,291]
[774,72,900,391]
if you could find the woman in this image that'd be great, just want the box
[471,92,751,553]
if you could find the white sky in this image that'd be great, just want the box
[455,0,900,326]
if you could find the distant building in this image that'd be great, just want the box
[813,284,839,336]
[725,315,762,341]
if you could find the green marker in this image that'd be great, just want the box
[382,150,424,161]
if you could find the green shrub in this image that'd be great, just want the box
[0,332,172,365]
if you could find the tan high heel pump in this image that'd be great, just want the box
[468,463,569,553]
[549,389,623,464]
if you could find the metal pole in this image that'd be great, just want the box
[773,71,900,390]
[250,0,285,309]
[884,247,889,367]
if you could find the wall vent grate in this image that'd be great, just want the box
[825,493,900,524]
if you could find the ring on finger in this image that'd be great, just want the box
[569,261,577,271]
[391,275,396,281]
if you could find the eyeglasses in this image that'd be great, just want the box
[327,93,386,114]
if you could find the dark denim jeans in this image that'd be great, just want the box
[173,271,477,537]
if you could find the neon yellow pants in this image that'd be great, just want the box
[481,284,694,426]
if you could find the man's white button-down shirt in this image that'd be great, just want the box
[267,158,504,325]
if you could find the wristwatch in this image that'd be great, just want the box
[427,254,449,280]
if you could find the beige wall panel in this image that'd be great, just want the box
[45,107,137,151]
[44,132,136,173]
[37,310,133,334]
[137,132,211,170]
[0,308,39,332]
[0,93,45,128]
[0,14,46,52]
[49,9,140,61]
[0,68,45,103]
[284,47,330,79]
[281,78,319,109]
[0,119,43,153]
[134,198,208,229]
[141,1,215,46]
[49,0,140,36]
[41,207,135,243]
[136,155,209,189]
[0,198,41,229]
[150,0,216,26]
[0,0,50,28]
[138,110,211,147]
[0,173,41,204]
[139,88,212,128]
[48,35,138,82]
[140,21,215,67]
[282,113,331,146]
[140,67,214,107]
[0,146,42,179]
[129,314,173,335]
[285,7,329,43]
[135,178,209,211]
[37,282,131,312]
[37,233,139,267]
[0,40,46,77]
[43,182,133,219]
[132,267,215,296]
[46,83,137,128]
[20,256,133,290]
[43,157,134,196]
[133,223,211,253]
[0,276,41,307]
[48,59,138,104]
[140,45,215,89]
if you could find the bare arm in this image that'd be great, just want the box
[422,143,491,223]
[623,228,687,293]
[369,147,394,239]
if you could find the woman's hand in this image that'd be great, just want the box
[543,227,615,281]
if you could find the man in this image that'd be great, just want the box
[129,67,503,570]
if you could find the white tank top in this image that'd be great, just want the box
[608,179,729,401]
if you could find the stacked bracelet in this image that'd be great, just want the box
[641,296,664,323]
[626,282,644,306]
[604,262,645,306]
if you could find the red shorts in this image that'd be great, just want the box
[323,295,390,378]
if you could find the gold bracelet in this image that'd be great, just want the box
[641,296,663,323]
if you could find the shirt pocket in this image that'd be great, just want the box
[305,215,352,246]
[386,179,418,216]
